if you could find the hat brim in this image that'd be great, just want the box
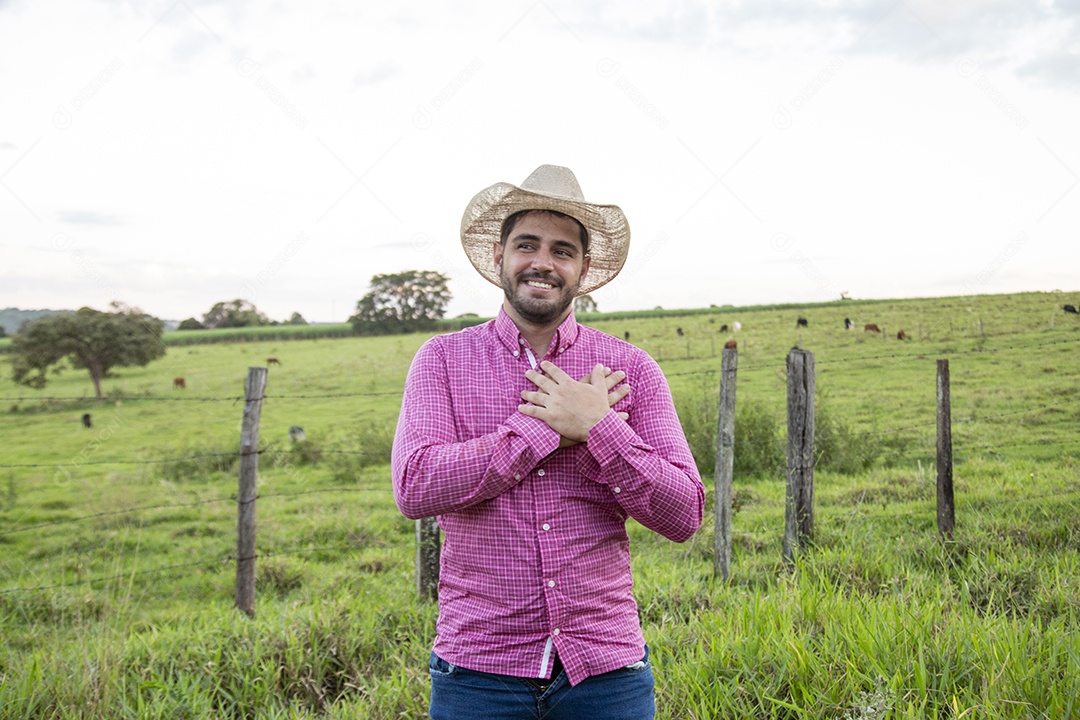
[460,182,630,297]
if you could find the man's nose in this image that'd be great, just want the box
[531,248,555,270]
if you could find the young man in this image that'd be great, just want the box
[391,165,704,719]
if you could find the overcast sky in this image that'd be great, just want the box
[2,0,1079,323]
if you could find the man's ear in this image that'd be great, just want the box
[493,240,503,271]
[579,253,591,283]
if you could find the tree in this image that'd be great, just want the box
[574,294,598,314]
[287,312,307,325]
[11,302,166,399]
[201,299,270,329]
[349,270,451,335]
[177,317,204,330]
[0,325,6,338]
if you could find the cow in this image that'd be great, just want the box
[81,413,92,428]
[897,329,908,340]
[288,425,306,442]
[719,324,729,332]
[267,358,282,366]
[676,327,684,337]
[624,331,630,341]
[796,317,809,328]
[732,321,741,332]
[864,323,881,333]
[173,377,186,389]
[844,318,854,330]
[1065,304,1079,314]
[724,339,737,349]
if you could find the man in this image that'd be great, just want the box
[391,165,704,719]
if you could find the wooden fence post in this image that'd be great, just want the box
[783,348,815,564]
[713,346,737,581]
[416,517,440,601]
[236,366,267,617]
[936,359,955,539]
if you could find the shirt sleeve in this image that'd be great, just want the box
[579,351,705,542]
[391,337,561,519]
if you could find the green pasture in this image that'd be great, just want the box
[1,290,1079,718]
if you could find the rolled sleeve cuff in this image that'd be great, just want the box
[585,411,644,470]
[503,410,561,460]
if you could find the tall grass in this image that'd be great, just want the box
[2,290,1079,717]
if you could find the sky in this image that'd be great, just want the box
[2,0,1079,324]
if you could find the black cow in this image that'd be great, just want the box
[81,413,92,428]
[624,331,630,341]
[844,318,854,330]
[796,317,809,328]
[1065,304,1079,314]
[719,324,729,332]
[676,327,684,337]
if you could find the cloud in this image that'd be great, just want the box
[588,1,1080,89]
[353,61,399,87]
[56,211,122,226]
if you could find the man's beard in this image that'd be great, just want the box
[501,267,579,326]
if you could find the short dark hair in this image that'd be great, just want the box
[500,209,589,255]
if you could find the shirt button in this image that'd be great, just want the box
[558,347,565,353]
[537,469,545,476]
[513,350,520,357]
[519,338,525,345]
[542,523,550,531]
[552,628,560,636]
[548,580,556,587]
[613,486,622,493]
[515,474,522,480]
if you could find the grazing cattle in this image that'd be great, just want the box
[173,377,186,389]
[624,331,630,341]
[267,358,282,366]
[864,323,881,333]
[897,329,908,340]
[796,317,809,328]
[1065,304,1079,314]
[676,327,684,337]
[732,321,742,332]
[288,425,306,442]
[844,318,854,330]
[719,324,729,332]
[81,413,92,428]
[724,339,737,349]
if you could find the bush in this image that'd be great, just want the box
[678,386,908,479]
[677,388,783,479]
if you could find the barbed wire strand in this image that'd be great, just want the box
[3,335,1076,401]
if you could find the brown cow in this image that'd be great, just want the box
[864,323,881,333]
[173,377,186,389]
[267,358,282,366]
[897,329,908,340]
[724,340,737,349]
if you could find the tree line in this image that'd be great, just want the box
[8,270,470,398]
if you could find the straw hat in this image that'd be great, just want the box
[460,164,630,296]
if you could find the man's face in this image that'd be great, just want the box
[494,211,590,328]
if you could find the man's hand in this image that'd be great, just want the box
[519,362,630,446]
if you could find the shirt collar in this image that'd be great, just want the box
[495,307,581,357]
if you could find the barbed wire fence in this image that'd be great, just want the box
[1,334,1078,603]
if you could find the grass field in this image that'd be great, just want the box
[1,290,1079,718]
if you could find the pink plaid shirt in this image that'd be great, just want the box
[391,309,704,687]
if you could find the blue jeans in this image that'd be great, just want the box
[428,648,655,720]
